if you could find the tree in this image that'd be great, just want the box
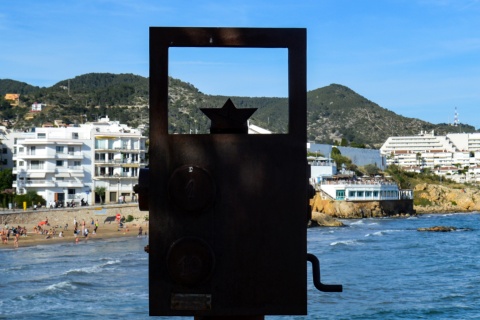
[0,169,14,209]
[0,169,13,191]
[1,188,15,209]
[95,186,106,204]
[14,190,45,208]
[364,163,380,176]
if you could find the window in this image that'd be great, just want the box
[357,191,364,197]
[19,161,24,167]
[74,161,81,167]
[349,191,355,197]
[72,132,79,139]
[336,190,345,200]
[365,191,372,197]
[37,133,46,138]
[68,146,74,155]
[29,146,36,155]
[56,160,63,167]
[373,191,379,197]
[95,139,107,149]
[30,160,44,169]
[56,146,64,153]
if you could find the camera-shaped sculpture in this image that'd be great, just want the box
[137,27,340,317]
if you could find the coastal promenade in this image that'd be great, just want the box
[0,203,148,249]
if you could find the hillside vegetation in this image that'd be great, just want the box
[1,73,476,147]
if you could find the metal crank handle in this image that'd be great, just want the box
[307,253,343,292]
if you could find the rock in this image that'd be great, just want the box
[414,184,480,213]
[417,226,457,232]
[310,212,344,227]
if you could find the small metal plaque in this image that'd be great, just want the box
[171,293,212,310]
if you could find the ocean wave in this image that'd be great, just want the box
[65,259,121,275]
[46,280,77,292]
[2,265,28,272]
[350,220,365,225]
[13,280,77,302]
[365,231,386,237]
[330,239,360,246]
[365,229,403,237]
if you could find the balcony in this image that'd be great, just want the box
[94,174,139,180]
[94,159,146,167]
[55,152,84,160]
[15,179,56,187]
[56,180,84,187]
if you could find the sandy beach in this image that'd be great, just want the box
[0,204,149,250]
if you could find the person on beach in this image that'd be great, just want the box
[94,219,98,234]
[14,232,19,248]
[138,226,143,237]
[1,229,7,244]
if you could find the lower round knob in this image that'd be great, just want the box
[166,237,215,286]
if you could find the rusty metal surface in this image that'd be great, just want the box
[148,27,307,316]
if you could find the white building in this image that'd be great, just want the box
[380,131,480,182]
[11,116,147,205]
[31,102,46,112]
[319,179,410,201]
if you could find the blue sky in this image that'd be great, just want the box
[1,0,480,129]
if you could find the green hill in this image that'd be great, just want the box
[0,73,476,147]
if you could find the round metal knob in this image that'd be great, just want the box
[167,237,215,286]
[168,165,215,213]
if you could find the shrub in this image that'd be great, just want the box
[126,215,134,222]
[414,197,432,207]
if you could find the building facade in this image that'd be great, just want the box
[11,117,147,205]
[380,131,480,183]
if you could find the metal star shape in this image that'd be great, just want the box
[200,98,257,134]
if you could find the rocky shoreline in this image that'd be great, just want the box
[309,183,480,227]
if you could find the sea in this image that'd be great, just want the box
[1,212,479,319]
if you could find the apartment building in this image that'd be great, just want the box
[11,116,147,205]
[380,131,480,182]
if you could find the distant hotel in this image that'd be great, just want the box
[380,130,480,183]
